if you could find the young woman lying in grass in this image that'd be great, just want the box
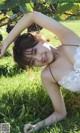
[0,11,80,133]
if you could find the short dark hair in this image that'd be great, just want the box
[13,33,38,69]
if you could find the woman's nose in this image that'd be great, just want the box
[33,54,42,62]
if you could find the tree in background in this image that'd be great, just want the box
[0,0,80,41]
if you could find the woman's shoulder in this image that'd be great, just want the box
[41,66,57,83]
[41,66,51,78]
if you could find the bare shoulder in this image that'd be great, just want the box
[41,66,57,84]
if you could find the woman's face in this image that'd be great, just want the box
[25,42,54,67]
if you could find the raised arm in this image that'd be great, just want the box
[3,11,80,45]
[33,11,80,45]
[0,11,80,57]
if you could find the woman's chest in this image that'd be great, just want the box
[49,45,80,92]
[49,45,80,82]
[50,56,73,82]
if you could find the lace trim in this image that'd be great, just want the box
[58,46,80,92]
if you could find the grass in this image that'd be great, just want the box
[0,19,80,133]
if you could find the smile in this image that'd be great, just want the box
[43,53,48,63]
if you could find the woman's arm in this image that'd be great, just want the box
[24,69,67,133]
[41,69,67,117]
[33,82,67,130]
[3,11,80,45]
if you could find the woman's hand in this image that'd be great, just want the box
[24,123,40,133]
[24,124,36,133]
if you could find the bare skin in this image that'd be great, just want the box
[0,11,80,133]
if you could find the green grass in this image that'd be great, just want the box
[0,19,80,133]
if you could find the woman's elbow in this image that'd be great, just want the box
[60,111,67,120]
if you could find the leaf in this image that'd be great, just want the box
[0,0,5,5]
[58,2,74,14]
[25,3,33,13]
[71,4,80,14]
[19,5,26,13]
[18,104,25,120]
[45,0,58,5]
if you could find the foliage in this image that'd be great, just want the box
[0,63,23,77]
[0,0,80,25]
[0,0,80,41]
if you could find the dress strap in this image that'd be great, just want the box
[48,65,57,83]
[48,44,79,82]
[62,44,79,47]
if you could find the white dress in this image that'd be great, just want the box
[58,46,80,92]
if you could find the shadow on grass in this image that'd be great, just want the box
[0,64,24,77]
[0,88,80,133]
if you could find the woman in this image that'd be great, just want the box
[0,11,80,133]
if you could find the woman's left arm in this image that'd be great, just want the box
[24,68,67,133]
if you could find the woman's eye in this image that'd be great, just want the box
[33,48,37,55]
[30,59,35,65]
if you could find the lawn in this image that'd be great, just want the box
[0,19,80,133]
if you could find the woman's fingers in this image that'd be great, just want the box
[24,124,33,133]
[24,124,36,133]
[27,129,33,133]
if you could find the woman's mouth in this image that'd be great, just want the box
[43,53,48,63]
